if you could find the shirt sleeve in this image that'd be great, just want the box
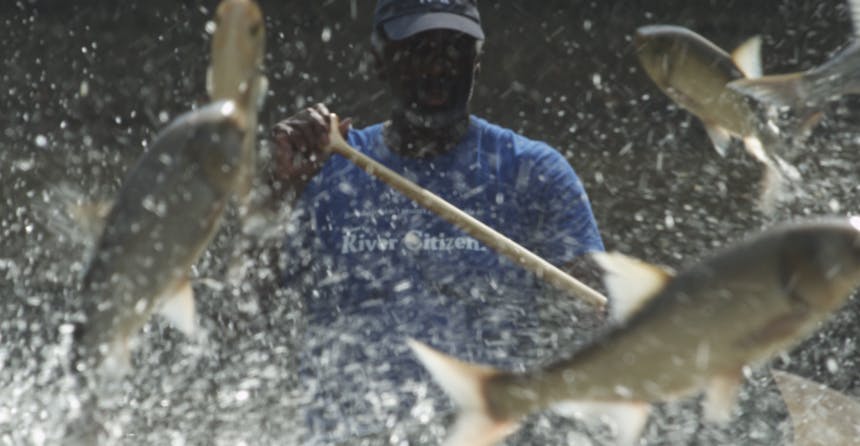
[520,144,604,265]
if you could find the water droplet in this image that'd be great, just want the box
[34,134,47,147]
[14,159,34,171]
[205,20,216,34]
[321,27,332,43]
[135,299,148,314]
[235,389,250,402]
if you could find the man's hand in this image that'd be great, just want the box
[269,103,351,191]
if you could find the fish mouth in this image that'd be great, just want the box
[633,35,647,53]
[633,26,658,52]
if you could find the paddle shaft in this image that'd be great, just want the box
[325,114,607,308]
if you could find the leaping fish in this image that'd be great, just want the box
[73,0,267,374]
[63,3,267,444]
[410,217,860,446]
[635,24,800,211]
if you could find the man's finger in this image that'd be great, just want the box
[294,125,317,153]
[315,102,330,117]
[271,121,295,137]
[339,117,353,137]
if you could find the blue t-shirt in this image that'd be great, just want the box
[282,116,603,441]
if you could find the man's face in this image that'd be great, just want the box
[380,29,479,129]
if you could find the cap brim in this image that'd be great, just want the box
[382,12,484,41]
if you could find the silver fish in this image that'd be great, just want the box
[410,217,860,446]
[74,0,267,372]
[635,24,799,211]
[75,101,250,370]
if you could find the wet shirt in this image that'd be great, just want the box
[282,115,603,441]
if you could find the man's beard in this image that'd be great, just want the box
[397,74,474,130]
[401,106,467,130]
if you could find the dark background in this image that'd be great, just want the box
[2,0,859,444]
[3,0,855,257]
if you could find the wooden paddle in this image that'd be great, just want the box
[325,113,607,308]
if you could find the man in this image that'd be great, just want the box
[269,0,603,443]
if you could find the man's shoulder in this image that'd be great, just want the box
[348,121,385,143]
[472,116,560,159]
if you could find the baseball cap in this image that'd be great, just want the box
[373,0,484,41]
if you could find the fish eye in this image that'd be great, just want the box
[250,23,261,36]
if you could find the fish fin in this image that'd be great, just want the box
[34,182,113,246]
[407,339,519,446]
[703,123,733,157]
[756,161,784,214]
[444,411,519,446]
[773,155,801,181]
[772,370,823,420]
[702,372,742,422]
[157,278,197,337]
[744,136,801,181]
[772,369,860,445]
[743,136,800,212]
[552,401,651,446]
[795,109,824,139]
[67,199,112,234]
[851,0,860,37]
[728,73,806,108]
[741,136,770,165]
[100,335,133,375]
[206,66,214,97]
[731,35,763,79]
[590,252,674,323]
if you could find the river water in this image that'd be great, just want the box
[2,1,860,444]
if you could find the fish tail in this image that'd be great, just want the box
[72,321,133,377]
[729,72,809,108]
[407,339,520,446]
[731,72,826,140]
[63,339,106,446]
[756,154,802,213]
[742,136,801,213]
[796,109,824,137]
[62,396,104,446]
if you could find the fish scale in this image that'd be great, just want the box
[64,1,267,443]
[411,217,860,446]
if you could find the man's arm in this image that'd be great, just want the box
[523,144,608,319]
